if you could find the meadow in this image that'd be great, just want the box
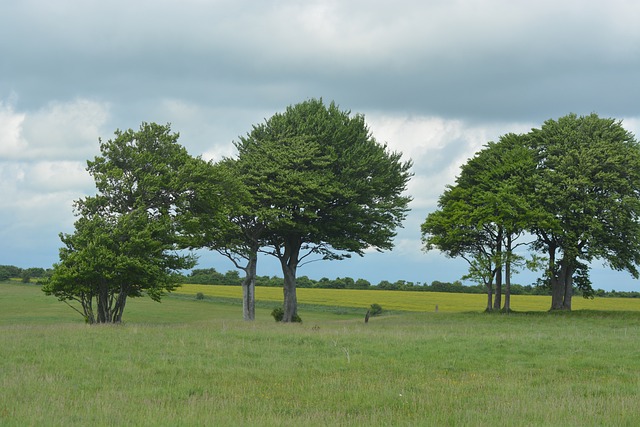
[2,281,640,426]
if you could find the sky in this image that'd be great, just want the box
[2,0,640,291]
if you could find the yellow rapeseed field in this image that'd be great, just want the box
[176,284,640,312]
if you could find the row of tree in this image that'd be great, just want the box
[42,107,640,322]
[43,99,413,323]
[182,270,633,296]
[0,265,49,282]
[422,113,640,312]
[4,261,632,297]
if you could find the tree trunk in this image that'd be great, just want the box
[562,263,574,310]
[277,236,301,322]
[97,282,109,323]
[549,264,566,310]
[493,230,503,310]
[113,289,127,323]
[503,235,512,313]
[81,292,96,324]
[242,252,257,321]
[547,244,569,311]
[493,265,502,311]
[485,280,493,312]
[281,264,298,322]
[549,250,577,311]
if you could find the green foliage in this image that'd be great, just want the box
[43,122,196,323]
[0,265,21,281]
[270,307,284,322]
[20,271,30,283]
[423,113,640,311]
[195,292,205,300]
[527,113,640,309]
[270,307,301,322]
[369,303,383,316]
[422,132,536,311]
[234,99,413,322]
[184,268,243,285]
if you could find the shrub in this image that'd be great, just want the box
[370,303,383,316]
[271,307,302,322]
[195,292,205,300]
[271,307,284,321]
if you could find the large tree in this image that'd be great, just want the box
[527,113,640,310]
[183,157,266,321]
[234,99,413,322]
[43,123,196,323]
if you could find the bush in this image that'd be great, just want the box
[271,307,284,321]
[370,303,383,316]
[195,292,204,300]
[270,307,302,322]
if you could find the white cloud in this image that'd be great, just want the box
[0,101,27,158]
[23,161,92,193]
[366,114,534,210]
[0,98,109,161]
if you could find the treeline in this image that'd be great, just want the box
[0,265,51,282]
[181,268,635,298]
[2,264,635,299]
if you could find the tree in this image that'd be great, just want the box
[183,157,267,321]
[526,113,640,310]
[0,265,22,281]
[234,99,413,321]
[422,133,537,311]
[44,211,194,323]
[43,123,196,323]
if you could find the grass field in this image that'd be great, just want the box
[2,281,640,426]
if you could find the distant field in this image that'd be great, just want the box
[176,283,640,313]
[3,281,640,426]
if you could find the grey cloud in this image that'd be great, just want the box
[4,0,640,122]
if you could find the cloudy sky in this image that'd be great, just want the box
[2,0,640,291]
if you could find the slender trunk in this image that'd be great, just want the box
[81,292,95,324]
[113,288,127,323]
[242,251,257,321]
[503,234,512,313]
[484,256,495,312]
[485,280,493,312]
[493,265,502,310]
[493,230,503,310]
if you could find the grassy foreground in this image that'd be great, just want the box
[2,282,640,426]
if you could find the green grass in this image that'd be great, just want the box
[2,281,640,426]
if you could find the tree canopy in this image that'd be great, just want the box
[233,99,413,321]
[527,113,640,309]
[422,133,536,311]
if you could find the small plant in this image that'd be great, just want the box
[271,307,302,322]
[271,307,284,321]
[195,292,205,300]
[370,303,383,316]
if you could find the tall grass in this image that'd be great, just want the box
[2,282,640,426]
